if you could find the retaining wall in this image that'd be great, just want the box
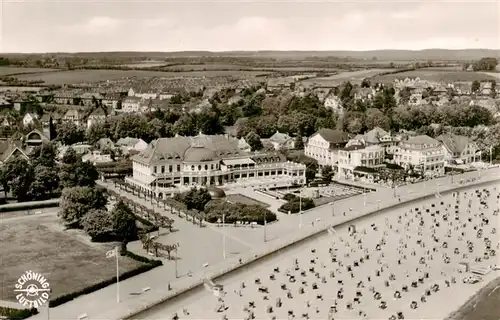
[100,176,500,320]
[0,199,60,213]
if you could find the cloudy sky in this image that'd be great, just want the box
[1,0,499,53]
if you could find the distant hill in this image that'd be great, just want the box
[2,49,499,61]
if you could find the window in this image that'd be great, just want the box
[211,164,214,170]
[191,165,195,171]
[154,166,157,173]
[177,164,181,172]
[169,165,172,172]
[205,164,208,170]
[161,166,165,173]
[198,165,202,171]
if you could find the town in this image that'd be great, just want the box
[1,6,500,319]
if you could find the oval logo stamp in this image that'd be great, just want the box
[14,271,51,308]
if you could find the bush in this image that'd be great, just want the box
[0,199,59,212]
[204,200,276,225]
[386,163,404,170]
[279,197,315,214]
[48,250,162,307]
[283,193,297,201]
[0,307,38,320]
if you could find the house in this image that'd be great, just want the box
[237,137,252,153]
[453,82,472,96]
[102,93,120,109]
[87,108,107,129]
[408,93,423,106]
[0,117,11,127]
[22,112,38,127]
[25,129,49,152]
[116,137,148,154]
[128,88,158,100]
[305,129,350,166]
[63,109,84,126]
[393,135,445,175]
[436,134,479,165]
[324,94,343,113]
[82,150,113,164]
[337,143,385,179]
[97,138,115,151]
[267,131,296,151]
[0,139,29,165]
[351,127,393,148]
[480,82,493,96]
[122,97,142,113]
[267,78,295,92]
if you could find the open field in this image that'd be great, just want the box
[480,72,500,80]
[0,67,61,77]
[226,194,270,208]
[300,69,394,86]
[162,64,339,73]
[13,69,271,85]
[120,62,168,68]
[136,185,499,320]
[0,215,143,302]
[371,70,498,83]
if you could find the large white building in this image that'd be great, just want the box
[393,135,445,174]
[127,133,306,198]
[305,129,350,166]
[337,141,385,179]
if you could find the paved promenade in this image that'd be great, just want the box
[26,168,500,320]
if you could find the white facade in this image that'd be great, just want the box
[126,134,307,197]
[337,144,385,178]
[22,113,37,127]
[393,135,445,174]
[122,98,141,113]
[305,134,337,166]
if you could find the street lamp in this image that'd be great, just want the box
[263,211,267,242]
[222,212,226,260]
[299,187,303,228]
[363,186,366,207]
[174,243,179,278]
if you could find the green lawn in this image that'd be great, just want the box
[226,194,270,208]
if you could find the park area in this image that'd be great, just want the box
[0,215,143,302]
[371,69,498,84]
[226,194,270,208]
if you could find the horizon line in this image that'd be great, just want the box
[1,48,500,55]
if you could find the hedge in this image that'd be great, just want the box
[48,250,162,307]
[204,200,276,225]
[0,199,60,213]
[0,307,38,320]
[278,197,315,214]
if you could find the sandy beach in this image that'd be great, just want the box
[135,184,499,320]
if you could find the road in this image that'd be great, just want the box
[26,168,500,320]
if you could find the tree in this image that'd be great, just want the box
[27,165,60,200]
[361,79,371,88]
[61,147,78,165]
[86,122,110,145]
[30,142,57,167]
[473,57,498,71]
[365,108,391,131]
[1,157,34,202]
[56,122,85,145]
[111,200,138,243]
[59,186,108,228]
[321,165,334,182]
[245,131,263,151]
[294,135,304,150]
[471,80,481,93]
[81,209,115,242]
[183,188,212,212]
[60,159,99,188]
[173,114,197,136]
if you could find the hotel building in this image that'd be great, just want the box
[127,133,306,198]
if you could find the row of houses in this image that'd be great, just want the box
[304,127,481,179]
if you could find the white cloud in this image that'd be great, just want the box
[60,16,121,36]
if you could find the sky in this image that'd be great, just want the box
[1,0,499,53]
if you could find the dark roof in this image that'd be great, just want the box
[315,129,350,144]
[436,134,471,153]
[343,144,366,151]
